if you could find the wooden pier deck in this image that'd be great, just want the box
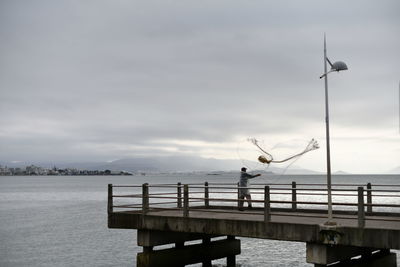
[108,182,400,266]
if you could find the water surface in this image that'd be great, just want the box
[0,174,398,266]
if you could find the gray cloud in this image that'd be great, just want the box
[0,0,399,172]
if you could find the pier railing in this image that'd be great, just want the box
[108,182,400,228]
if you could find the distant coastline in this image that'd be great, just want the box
[0,164,132,176]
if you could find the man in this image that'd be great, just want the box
[238,167,261,211]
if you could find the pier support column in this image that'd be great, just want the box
[226,236,236,267]
[202,237,211,267]
[306,243,397,267]
[136,230,240,267]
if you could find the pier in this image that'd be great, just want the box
[108,182,400,266]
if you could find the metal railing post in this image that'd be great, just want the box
[183,184,189,217]
[358,186,365,228]
[367,183,372,213]
[142,183,149,215]
[177,182,182,208]
[108,184,113,214]
[292,181,297,211]
[237,182,240,208]
[204,182,209,208]
[264,186,271,223]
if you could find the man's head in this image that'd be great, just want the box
[241,167,247,172]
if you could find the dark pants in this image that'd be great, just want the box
[238,194,252,209]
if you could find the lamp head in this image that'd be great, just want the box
[331,61,348,72]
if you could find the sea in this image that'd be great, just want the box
[0,174,399,267]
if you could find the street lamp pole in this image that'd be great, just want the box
[320,34,348,224]
[323,35,333,223]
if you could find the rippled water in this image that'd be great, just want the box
[0,174,398,266]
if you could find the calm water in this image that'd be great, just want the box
[0,174,399,266]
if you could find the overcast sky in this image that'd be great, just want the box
[0,0,399,173]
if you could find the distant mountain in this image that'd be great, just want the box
[334,170,350,175]
[3,158,398,174]
[266,165,322,175]
[1,156,322,174]
[89,157,324,174]
[64,157,321,174]
[45,156,242,173]
[100,156,241,173]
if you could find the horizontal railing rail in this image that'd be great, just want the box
[108,181,400,228]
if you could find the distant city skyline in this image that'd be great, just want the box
[0,164,132,176]
[0,1,399,174]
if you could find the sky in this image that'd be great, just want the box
[0,0,399,173]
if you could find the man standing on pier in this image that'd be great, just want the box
[238,167,261,211]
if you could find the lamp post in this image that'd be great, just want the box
[319,35,348,224]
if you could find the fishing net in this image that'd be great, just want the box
[249,138,319,164]
[236,138,319,175]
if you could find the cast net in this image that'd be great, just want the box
[249,138,319,164]
[236,138,320,175]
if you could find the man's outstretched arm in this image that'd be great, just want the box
[249,173,261,179]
